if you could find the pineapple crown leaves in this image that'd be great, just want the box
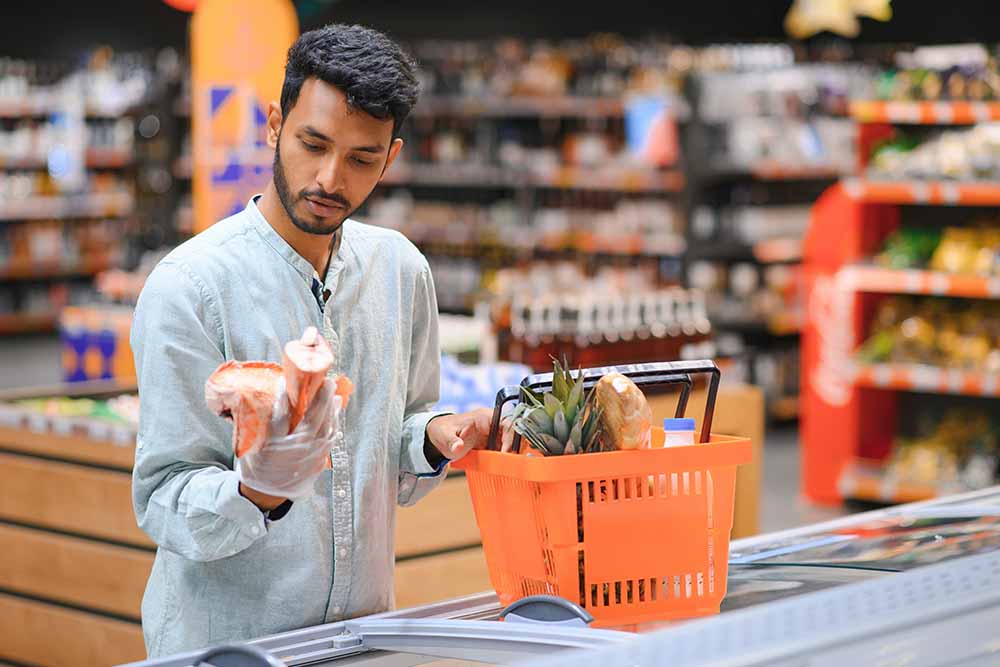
[510,356,605,456]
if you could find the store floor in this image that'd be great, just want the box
[0,334,849,532]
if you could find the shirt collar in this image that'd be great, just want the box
[246,195,347,285]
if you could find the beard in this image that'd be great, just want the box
[272,138,358,236]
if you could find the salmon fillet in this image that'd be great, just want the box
[205,327,353,461]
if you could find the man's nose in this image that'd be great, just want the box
[315,155,342,193]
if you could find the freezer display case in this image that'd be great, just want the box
[122,487,1000,667]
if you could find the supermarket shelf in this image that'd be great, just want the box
[0,312,58,335]
[686,238,801,264]
[382,163,684,193]
[843,178,1000,206]
[713,312,802,337]
[769,396,800,421]
[0,193,133,221]
[0,255,116,282]
[0,149,133,170]
[849,100,1000,125]
[0,424,134,470]
[709,162,845,182]
[750,162,845,181]
[851,362,1000,398]
[840,265,1000,299]
[837,457,940,505]
[84,148,133,169]
[753,237,803,263]
[413,95,625,118]
[0,101,137,119]
[0,150,134,170]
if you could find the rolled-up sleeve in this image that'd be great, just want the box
[398,261,450,507]
[131,261,267,561]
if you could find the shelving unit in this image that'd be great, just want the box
[0,312,59,335]
[801,99,1000,504]
[0,54,169,338]
[0,254,117,282]
[679,63,860,421]
[0,193,133,221]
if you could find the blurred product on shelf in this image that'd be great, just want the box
[874,222,1000,274]
[434,355,532,414]
[869,44,1000,102]
[839,405,1000,502]
[408,35,688,102]
[0,392,138,444]
[687,259,802,331]
[0,218,123,278]
[0,117,133,167]
[692,63,865,175]
[868,123,1000,181]
[59,304,135,383]
[875,227,943,269]
[0,170,132,200]
[94,248,171,305]
[689,204,811,250]
[0,49,153,117]
[370,192,684,255]
[486,262,713,371]
[857,296,1000,371]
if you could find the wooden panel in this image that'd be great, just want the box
[395,547,492,609]
[395,476,480,558]
[0,425,135,470]
[0,452,152,547]
[0,523,153,619]
[648,383,764,538]
[0,593,146,667]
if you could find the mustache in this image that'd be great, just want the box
[301,190,351,209]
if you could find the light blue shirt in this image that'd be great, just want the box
[130,197,449,657]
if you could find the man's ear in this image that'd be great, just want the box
[267,102,283,149]
[381,137,404,177]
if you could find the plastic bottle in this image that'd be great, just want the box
[662,418,696,447]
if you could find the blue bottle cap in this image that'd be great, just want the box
[663,418,696,430]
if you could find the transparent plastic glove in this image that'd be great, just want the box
[235,376,341,499]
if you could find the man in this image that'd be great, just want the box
[131,23,492,657]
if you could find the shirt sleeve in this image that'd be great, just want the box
[131,261,269,562]
[397,260,451,507]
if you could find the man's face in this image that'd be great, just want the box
[267,78,403,235]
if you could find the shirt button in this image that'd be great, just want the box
[337,489,346,498]
[338,547,347,558]
[250,525,260,536]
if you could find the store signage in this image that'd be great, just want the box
[191,0,298,232]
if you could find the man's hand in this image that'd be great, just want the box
[426,408,494,462]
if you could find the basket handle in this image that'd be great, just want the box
[486,360,720,450]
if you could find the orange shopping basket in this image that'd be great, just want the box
[453,360,753,627]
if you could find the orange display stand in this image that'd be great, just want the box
[190,0,298,232]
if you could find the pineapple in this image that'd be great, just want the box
[509,358,605,456]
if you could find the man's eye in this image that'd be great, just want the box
[302,142,323,152]
[351,156,374,166]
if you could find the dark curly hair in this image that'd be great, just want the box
[280,24,419,138]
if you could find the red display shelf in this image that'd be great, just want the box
[843,178,1000,206]
[849,100,1000,125]
[839,265,1000,299]
[851,362,1000,398]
